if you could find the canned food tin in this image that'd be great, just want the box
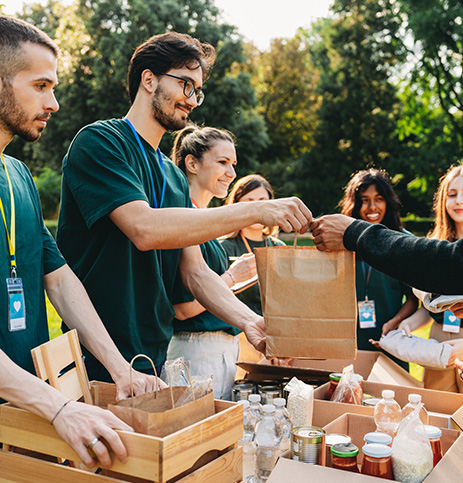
[231,383,255,402]
[260,386,282,404]
[291,426,326,465]
[325,433,351,467]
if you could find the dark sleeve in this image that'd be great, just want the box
[343,220,463,294]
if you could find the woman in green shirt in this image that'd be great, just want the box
[339,169,418,370]
[167,125,257,399]
[220,175,286,316]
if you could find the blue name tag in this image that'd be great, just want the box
[7,277,26,332]
[358,299,376,329]
[443,310,460,334]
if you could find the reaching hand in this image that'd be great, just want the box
[114,369,167,402]
[450,302,463,319]
[258,197,312,234]
[228,253,256,284]
[398,319,413,337]
[243,317,266,353]
[310,214,356,251]
[52,400,133,469]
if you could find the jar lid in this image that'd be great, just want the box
[424,425,442,439]
[362,443,392,458]
[326,433,352,446]
[330,442,359,457]
[329,372,342,381]
[363,398,381,407]
[364,432,392,445]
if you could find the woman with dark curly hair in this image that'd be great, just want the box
[339,169,418,369]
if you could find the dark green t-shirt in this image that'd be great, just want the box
[355,260,413,350]
[220,235,285,315]
[0,155,66,374]
[57,119,192,369]
[172,238,240,336]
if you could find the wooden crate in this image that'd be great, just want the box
[0,387,243,483]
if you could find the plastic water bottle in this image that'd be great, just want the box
[374,390,402,438]
[402,394,429,425]
[237,400,257,480]
[273,398,292,453]
[254,404,282,482]
[249,393,264,422]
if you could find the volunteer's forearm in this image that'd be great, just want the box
[0,350,68,421]
[44,265,129,381]
[180,259,259,330]
[399,306,433,333]
[387,297,419,328]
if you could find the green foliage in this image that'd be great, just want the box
[12,0,267,176]
[44,219,58,239]
[34,167,62,220]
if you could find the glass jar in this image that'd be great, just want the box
[330,443,359,473]
[364,432,393,447]
[325,433,351,467]
[360,443,393,479]
[327,373,342,400]
[425,425,443,467]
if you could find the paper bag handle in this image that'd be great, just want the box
[129,354,159,408]
[167,359,196,408]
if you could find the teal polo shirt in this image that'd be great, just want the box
[57,119,193,369]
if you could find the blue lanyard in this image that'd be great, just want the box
[361,262,372,300]
[124,118,166,209]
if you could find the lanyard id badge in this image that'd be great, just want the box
[7,277,25,331]
[443,310,460,334]
[358,299,376,329]
[1,153,26,331]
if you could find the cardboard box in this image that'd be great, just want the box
[237,350,422,387]
[268,413,463,482]
[313,380,463,428]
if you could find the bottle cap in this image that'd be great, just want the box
[424,425,442,439]
[262,404,275,413]
[364,432,392,446]
[249,394,261,403]
[382,389,395,399]
[362,443,392,458]
[408,393,422,404]
[273,398,286,407]
[237,400,250,409]
[330,442,359,457]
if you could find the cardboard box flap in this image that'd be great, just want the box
[236,361,332,381]
[367,353,423,388]
[450,405,463,430]
[425,434,463,481]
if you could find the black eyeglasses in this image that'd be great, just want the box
[159,73,205,106]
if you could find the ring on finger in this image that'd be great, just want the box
[87,437,99,449]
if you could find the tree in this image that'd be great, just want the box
[398,0,463,151]
[291,0,407,216]
[10,0,268,176]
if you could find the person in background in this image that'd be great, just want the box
[167,125,256,399]
[0,15,162,469]
[399,165,463,392]
[220,174,286,316]
[338,169,418,370]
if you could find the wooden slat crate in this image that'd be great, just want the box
[0,385,243,483]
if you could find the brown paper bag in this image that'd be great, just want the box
[255,243,357,359]
[108,356,215,438]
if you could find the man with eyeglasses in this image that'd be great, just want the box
[57,32,312,383]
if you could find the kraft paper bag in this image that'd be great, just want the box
[255,244,357,359]
[108,355,215,438]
